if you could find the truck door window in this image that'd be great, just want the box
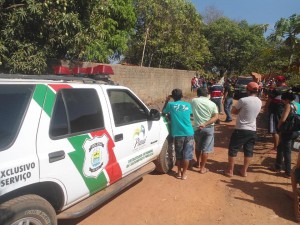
[107,89,148,126]
[50,89,104,138]
[0,85,34,150]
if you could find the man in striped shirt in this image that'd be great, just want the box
[209,79,223,124]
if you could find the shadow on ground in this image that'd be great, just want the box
[221,178,295,222]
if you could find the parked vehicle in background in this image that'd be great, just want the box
[0,73,174,225]
[234,76,253,99]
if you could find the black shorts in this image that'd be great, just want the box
[228,129,257,157]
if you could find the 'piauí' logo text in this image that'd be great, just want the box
[133,125,147,149]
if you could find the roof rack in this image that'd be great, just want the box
[0,74,115,85]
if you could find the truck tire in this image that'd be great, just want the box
[0,194,57,225]
[154,136,176,174]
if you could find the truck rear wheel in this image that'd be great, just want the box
[0,194,57,225]
[154,136,175,174]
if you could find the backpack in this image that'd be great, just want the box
[279,103,300,132]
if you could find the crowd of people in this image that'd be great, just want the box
[163,75,300,181]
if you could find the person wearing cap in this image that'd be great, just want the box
[191,87,219,174]
[222,78,235,122]
[224,82,262,177]
[162,89,194,180]
[264,75,290,154]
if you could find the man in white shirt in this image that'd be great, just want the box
[224,82,262,177]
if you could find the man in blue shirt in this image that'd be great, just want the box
[163,89,194,180]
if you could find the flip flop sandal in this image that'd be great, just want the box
[218,170,233,177]
[176,173,182,179]
[200,168,209,174]
[181,174,187,180]
[239,170,247,177]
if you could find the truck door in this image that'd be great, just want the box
[37,85,121,206]
[106,89,161,176]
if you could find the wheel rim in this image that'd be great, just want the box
[165,143,175,169]
[11,217,43,225]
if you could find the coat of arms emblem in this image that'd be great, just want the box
[83,135,109,178]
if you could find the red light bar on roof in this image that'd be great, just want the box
[53,66,71,75]
[93,65,114,75]
[53,65,114,77]
[72,67,87,75]
[86,67,96,75]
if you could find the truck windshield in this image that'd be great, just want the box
[0,85,34,150]
[236,78,253,85]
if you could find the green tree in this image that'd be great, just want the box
[244,43,287,75]
[0,0,135,74]
[268,14,300,73]
[124,0,210,70]
[203,18,266,76]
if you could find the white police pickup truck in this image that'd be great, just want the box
[0,74,174,225]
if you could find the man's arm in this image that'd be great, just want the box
[198,113,219,129]
[277,104,291,129]
[162,95,172,112]
[231,106,240,115]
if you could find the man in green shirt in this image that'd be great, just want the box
[191,88,219,174]
[163,89,194,180]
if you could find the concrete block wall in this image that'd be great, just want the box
[57,60,197,105]
[110,64,197,105]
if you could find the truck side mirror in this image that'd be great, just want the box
[148,109,161,121]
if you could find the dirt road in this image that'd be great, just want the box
[59,100,299,225]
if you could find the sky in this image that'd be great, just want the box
[190,0,300,34]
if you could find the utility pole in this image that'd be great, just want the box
[141,27,149,67]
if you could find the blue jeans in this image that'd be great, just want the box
[224,97,233,121]
[211,97,222,114]
[194,126,214,153]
